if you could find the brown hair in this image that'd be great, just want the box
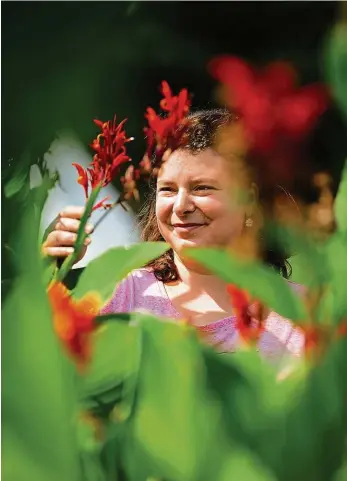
[139,108,292,282]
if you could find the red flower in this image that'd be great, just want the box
[209,56,329,183]
[299,319,347,361]
[226,284,263,344]
[143,81,191,168]
[47,281,101,370]
[72,115,134,210]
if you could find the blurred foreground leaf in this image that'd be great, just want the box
[73,242,169,303]
[2,177,82,481]
[185,247,307,321]
[325,23,347,121]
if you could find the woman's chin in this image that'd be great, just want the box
[173,237,210,254]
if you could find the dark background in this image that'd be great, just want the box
[2,1,346,184]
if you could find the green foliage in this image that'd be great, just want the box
[2,177,82,481]
[334,160,347,233]
[325,24,347,122]
[185,247,307,321]
[73,243,169,303]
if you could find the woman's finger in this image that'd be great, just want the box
[42,246,75,257]
[47,230,78,247]
[55,217,94,234]
[58,206,86,220]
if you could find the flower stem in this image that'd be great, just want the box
[54,185,102,283]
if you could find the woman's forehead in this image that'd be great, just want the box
[157,148,229,180]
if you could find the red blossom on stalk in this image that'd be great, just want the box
[226,284,264,344]
[209,56,329,182]
[143,81,191,169]
[299,320,347,360]
[72,116,134,210]
[47,281,101,370]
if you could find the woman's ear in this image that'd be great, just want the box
[246,183,264,230]
[245,182,258,214]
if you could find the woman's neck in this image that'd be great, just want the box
[173,252,227,291]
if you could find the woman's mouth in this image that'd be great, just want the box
[171,223,206,234]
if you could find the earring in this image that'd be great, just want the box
[245,217,253,228]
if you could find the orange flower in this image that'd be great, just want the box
[47,281,101,370]
[227,284,263,344]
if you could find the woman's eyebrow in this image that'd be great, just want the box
[156,179,176,186]
[191,178,220,184]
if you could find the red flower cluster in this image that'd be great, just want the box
[143,80,191,169]
[226,284,264,344]
[209,56,329,183]
[48,281,101,370]
[73,116,134,210]
[209,56,328,153]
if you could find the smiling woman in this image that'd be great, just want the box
[140,109,289,282]
[43,108,305,363]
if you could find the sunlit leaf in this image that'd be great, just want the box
[185,247,307,321]
[73,242,169,303]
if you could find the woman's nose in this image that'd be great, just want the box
[173,189,195,216]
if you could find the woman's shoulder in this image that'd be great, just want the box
[100,268,168,315]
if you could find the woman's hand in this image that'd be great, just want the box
[42,206,93,264]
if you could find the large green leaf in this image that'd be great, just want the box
[325,24,347,121]
[185,247,307,321]
[73,242,169,302]
[277,340,347,481]
[121,312,219,481]
[2,178,82,481]
[334,160,347,233]
[78,315,142,481]
[323,232,347,322]
[79,314,141,418]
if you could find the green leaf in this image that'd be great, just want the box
[78,316,143,481]
[334,160,347,233]
[265,222,330,287]
[325,24,347,121]
[4,168,28,198]
[185,247,307,321]
[122,312,218,481]
[218,447,277,481]
[2,244,81,480]
[4,151,31,199]
[79,315,141,420]
[73,242,169,302]
[324,232,347,321]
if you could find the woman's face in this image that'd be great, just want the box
[155,148,252,257]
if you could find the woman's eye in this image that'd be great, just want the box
[158,187,175,192]
[194,185,214,191]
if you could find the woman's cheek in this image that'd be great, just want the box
[195,196,225,217]
[156,197,173,224]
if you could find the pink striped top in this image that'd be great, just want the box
[101,268,305,366]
